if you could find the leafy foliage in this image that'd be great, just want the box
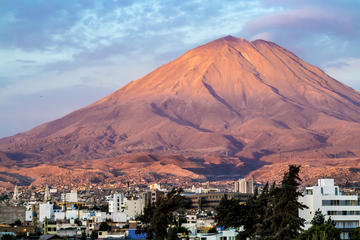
[215,165,306,240]
[137,188,190,240]
[215,194,245,229]
[352,227,360,240]
[311,209,325,226]
[297,223,341,240]
[98,222,111,231]
[270,165,307,240]
[167,226,189,240]
[0,234,15,240]
[297,209,340,240]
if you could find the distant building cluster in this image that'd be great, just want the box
[0,181,249,240]
[1,178,359,240]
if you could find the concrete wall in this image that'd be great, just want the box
[0,206,25,224]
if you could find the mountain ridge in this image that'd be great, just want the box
[0,35,359,188]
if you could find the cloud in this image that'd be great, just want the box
[15,59,37,64]
[324,58,360,91]
[245,7,354,36]
[241,2,360,67]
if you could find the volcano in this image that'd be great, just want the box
[1,36,360,188]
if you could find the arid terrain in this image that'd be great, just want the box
[1,36,359,189]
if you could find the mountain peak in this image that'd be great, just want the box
[221,35,238,41]
[1,36,360,188]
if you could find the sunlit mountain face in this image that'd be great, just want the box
[1,36,359,188]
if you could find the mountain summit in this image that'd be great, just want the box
[1,36,360,187]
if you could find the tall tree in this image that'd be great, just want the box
[137,188,190,240]
[270,165,307,240]
[215,194,245,229]
[253,182,278,240]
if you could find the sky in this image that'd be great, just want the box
[1,0,360,138]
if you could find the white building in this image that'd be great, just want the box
[25,204,34,222]
[234,177,254,194]
[125,198,144,218]
[188,228,238,240]
[299,179,360,240]
[61,190,78,203]
[108,193,126,213]
[39,203,54,222]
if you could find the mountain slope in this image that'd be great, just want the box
[1,36,360,187]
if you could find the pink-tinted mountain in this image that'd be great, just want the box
[1,36,360,188]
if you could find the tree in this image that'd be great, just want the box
[215,194,245,229]
[352,227,360,240]
[237,187,262,240]
[297,223,341,240]
[269,165,307,240]
[98,222,111,231]
[311,209,325,226]
[1,235,15,240]
[253,182,278,240]
[208,227,218,233]
[297,207,341,240]
[167,226,189,240]
[90,230,98,240]
[13,219,22,226]
[137,188,190,240]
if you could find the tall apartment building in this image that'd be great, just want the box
[299,179,360,240]
[108,193,126,213]
[234,176,254,194]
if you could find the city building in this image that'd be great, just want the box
[108,193,126,213]
[125,197,144,218]
[299,178,360,240]
[142,190,164,207]
[61,190,78,203]
[234,176,254,194]
[0,206,25,224]
[186,192,251,210]
[39,203,54,222]
[44,185,50,202]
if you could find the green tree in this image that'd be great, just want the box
[297,209,341,240]
[297,223,341,240]
[237,187,262,240]
[311,209,325,226]
[167,226,189,240]
[352,227,360,240]
[269,165,307,240]
[137,188,190,240]
[98,221,111,231]
[253,182,278,240]
[13,219,22,226]
[215,194,245,229]
[1,234,15,240]
[208,227,218,233]
[90,230,98,240]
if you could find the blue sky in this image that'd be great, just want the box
[0,0,360,138]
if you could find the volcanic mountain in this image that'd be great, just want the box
[1,36,360,188]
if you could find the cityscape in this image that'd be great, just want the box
[1,172,360,240]
[1,1,360,240]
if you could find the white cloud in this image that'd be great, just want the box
[324,58,360,91]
